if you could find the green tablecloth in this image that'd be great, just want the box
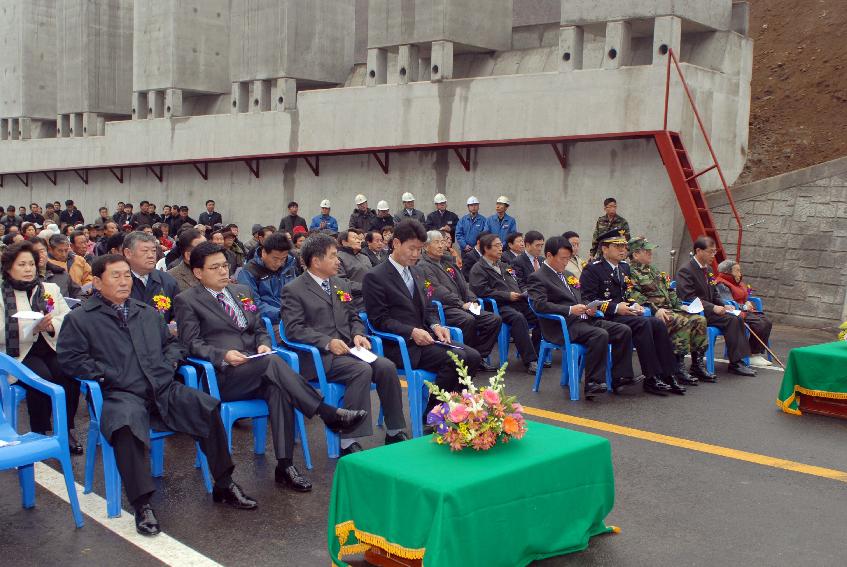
[328,421,616,567]
[777,341,847,415]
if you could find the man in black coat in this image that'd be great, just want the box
[348,195,377,232]
[57,255,257,537]
[511,230,545,289]
[175,243,367,492]
[468,233,541,374]
[527,237,639,397]
[122,231,181,322]
[580,229,683,395]
[424,194,460,234]
[675,236,755,377]
[417,230,500,371]
[198,199,223,227]
[279,201,308,234]
[362,220,481,420]
[281,234,407,456]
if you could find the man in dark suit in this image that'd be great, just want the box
[469,233,541,374]
[281,234,407,456]
[418,230,501,371]
[58,255,257,537]
[460,231,489,280]
[580,229,683,395]
[175,243,367,492]
[122,231,181,322]
[511,230,545,289]
[501,232,524,265]
[527,237,640,397]
[362,220,482,420]
[675,236,756,377]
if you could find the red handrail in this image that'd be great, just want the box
[663,48,743,261]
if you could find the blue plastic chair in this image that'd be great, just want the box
[0,354,84,528]
[360,312,436,438]
[0,379,26,431]
[184,350,313,471]
[527,299,613,400]
[79,377,213,515]
[478,297,511,367]
[431,300,465,343]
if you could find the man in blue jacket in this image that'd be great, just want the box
[309,199,338,233]
[455,196,487,254]
[237,232,300,324]
[486,195,517,243]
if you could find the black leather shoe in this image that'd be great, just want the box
[325,408,369,434]
[525,361,539,375]
[612,375,644,391]
[135,504,160,536]
[728,362,757,377]
[340,442,364,456]
[385,431,409,445]
[690,356,717,382]
[275,465,313,492]
[643,376,670,396]
[68,430,83,455]
[479,360,499,372]
[584,382,608,399]
[543,360,553,369]
[212,481,258,510]
[666,376,686,395]
[676,372,699,385]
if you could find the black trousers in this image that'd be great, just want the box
[325,355,406,437]
[444,307,501,359]
[613,315,677,377]
[112,407,233,506]
[569,319,634,383]
[21,336,79,434]
[499,302,540,364]
[705,311,751,362]
[745,313,773,355]
[220,355,322,460]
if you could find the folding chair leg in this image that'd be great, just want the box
[568,347,582,401]
[58,453,85,527]
[605,347,614,392]
[83,427,99,494]
[101,442,122,518]
[18,463,35,509]
[408,380,424,439]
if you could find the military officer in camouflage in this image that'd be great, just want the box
[626,236,716,385]
[590,198,630,258]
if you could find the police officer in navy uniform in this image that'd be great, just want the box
[580,229,684,396]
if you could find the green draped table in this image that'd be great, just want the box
[777,341,847,416]
[328,421,617,567]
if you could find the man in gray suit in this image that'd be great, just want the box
[174,242,367,492]
[281,234,407,456]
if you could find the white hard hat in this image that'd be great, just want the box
[401,192,415,202]
[433,193,447,204]
[320,199,331,208]
[354,194,368,205]
[466,196,480,205]
[496,195,511,205]
[377,200,389,211]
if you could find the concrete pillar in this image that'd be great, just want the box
[430,41,454,81]
[70,114,83,137]
[366,48,388,86]
[97,115,106,136]
[603,21,631,70]
[132,92,148,120]
[274,78,297,111]
[8,119,19,140]
[82,113,97,137]
[148,90,164,119]
[57,115,70,138]
[17,118,32,140]
[231,82,249,113]
[165,89,183,117]
[397,44,420,84]
[559,26,584,72]
[653,16,682,65]
[252,80,271,112]
[0,119,7,141]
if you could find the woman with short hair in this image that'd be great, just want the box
[715,260,774,368]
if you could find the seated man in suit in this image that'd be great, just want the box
[675,236,756,377]
[469,233,542,374]
[58,255,257,537]
[460,231,489,280]
[580,229,683,395]
[527,237,640,397]
[501,232,524,264]
[281,233,407,456]
[363,220,482,421]
[123,231,181,321]
[174,242,367,493]
[417,230,501,371]
[510,230,544,289]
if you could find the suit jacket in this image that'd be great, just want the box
[511,252,541,290]
[131,269,181,322]
[174,284,271,371]
[501,249,518,264]
[526,265,584,344]
[280,272,367,378]
[468,257,523,308]
[579,259,631,317]
[167,260,199,293]
[675,258,723,313]
[417,253,477,309]
[362,258,439,343]
[461,247,482,280]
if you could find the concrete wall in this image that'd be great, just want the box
[561,0,733,32]
[709,156,847,329]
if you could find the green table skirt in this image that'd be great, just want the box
[328,421,616,567]
[777,341,847,415]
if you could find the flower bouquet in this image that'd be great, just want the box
[425,352,527,451]
[838,321,847,342]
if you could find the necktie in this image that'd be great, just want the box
[612,266,620,283]
[216,292,239,325]
[402,268,415,297]
[321,279,332,297]
[532,256,540,272]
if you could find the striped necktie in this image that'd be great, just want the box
[216,292,239,325]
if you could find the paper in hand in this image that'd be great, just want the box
[468,303,482,316]
[434,340,464,350]
[244,351,275,360]
[13,311,45,336]
[684,297,704,314]
[585,300,605,310]
[349,346,377,363]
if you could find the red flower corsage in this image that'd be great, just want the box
[423,279,434,298]
[336,289,353,303]
[445,266,457,279]
[43,291,55,313]
[239,296,258,312]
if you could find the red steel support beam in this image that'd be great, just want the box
[147,165,164,183]
[109,167,124,183]
[685,164,717,183]
[73,169,89,184]
[551,143,567,168]
[303,156,320,176]
[372,152,389,174]
[245,159,261,178]
[453,147,471,172]
[43,171,57,185]
[193,162,209,181]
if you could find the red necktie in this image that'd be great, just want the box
[532,257,539,271]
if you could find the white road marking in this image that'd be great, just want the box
[34,462,222,567]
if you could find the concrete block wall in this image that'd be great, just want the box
[709,156,847,329]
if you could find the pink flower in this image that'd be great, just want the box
[511,403,524,414]
[482,389,500,406]
[448,404,469,423]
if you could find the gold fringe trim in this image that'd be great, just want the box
[610,526,621,534]
[335,520,426,561]
[777,384,847,416]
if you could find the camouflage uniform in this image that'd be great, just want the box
[590,214,630,258]
[627,260,707,357]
